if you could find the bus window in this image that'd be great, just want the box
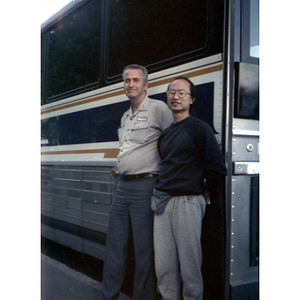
[105,0,223,81]
[241,0,259,63]
[42,0,224,103]
[234,62,259,120]
[42,0,102,103]
[250,176,259,267]
[249,0,259,58]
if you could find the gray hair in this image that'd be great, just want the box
[122,64,148,83]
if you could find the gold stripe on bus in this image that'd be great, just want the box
[41,148,119,159]
[41,90,124,115]
[148,64,223,88]
[41,64,223,115]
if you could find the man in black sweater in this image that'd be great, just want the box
[151,77,227,300]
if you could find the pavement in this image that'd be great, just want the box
[41,254,131,300]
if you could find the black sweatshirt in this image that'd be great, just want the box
[155,116,227,196]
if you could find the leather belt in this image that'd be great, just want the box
[121,172,159,181]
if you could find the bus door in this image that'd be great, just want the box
[229,62,259,299]
[226,0,259,298]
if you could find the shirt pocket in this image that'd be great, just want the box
[130,122,149,144]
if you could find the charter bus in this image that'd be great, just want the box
[41,0,259,299]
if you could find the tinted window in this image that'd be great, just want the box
[249,0,259,58]
[234,63,259,120]
[42,0,102,103]
[241,0,259,62]
[106,0,223,80]
[42,0,224,103]
[250,176,259,266]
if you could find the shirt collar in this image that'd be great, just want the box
[136,96,149,111]
[130,96,149,116]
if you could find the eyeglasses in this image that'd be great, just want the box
[167,89,191,98]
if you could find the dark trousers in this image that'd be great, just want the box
[99,177,156,300]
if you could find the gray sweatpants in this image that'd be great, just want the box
[154,195,206,300]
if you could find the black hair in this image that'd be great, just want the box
[168,76,196,112]
[172,76,196,99]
